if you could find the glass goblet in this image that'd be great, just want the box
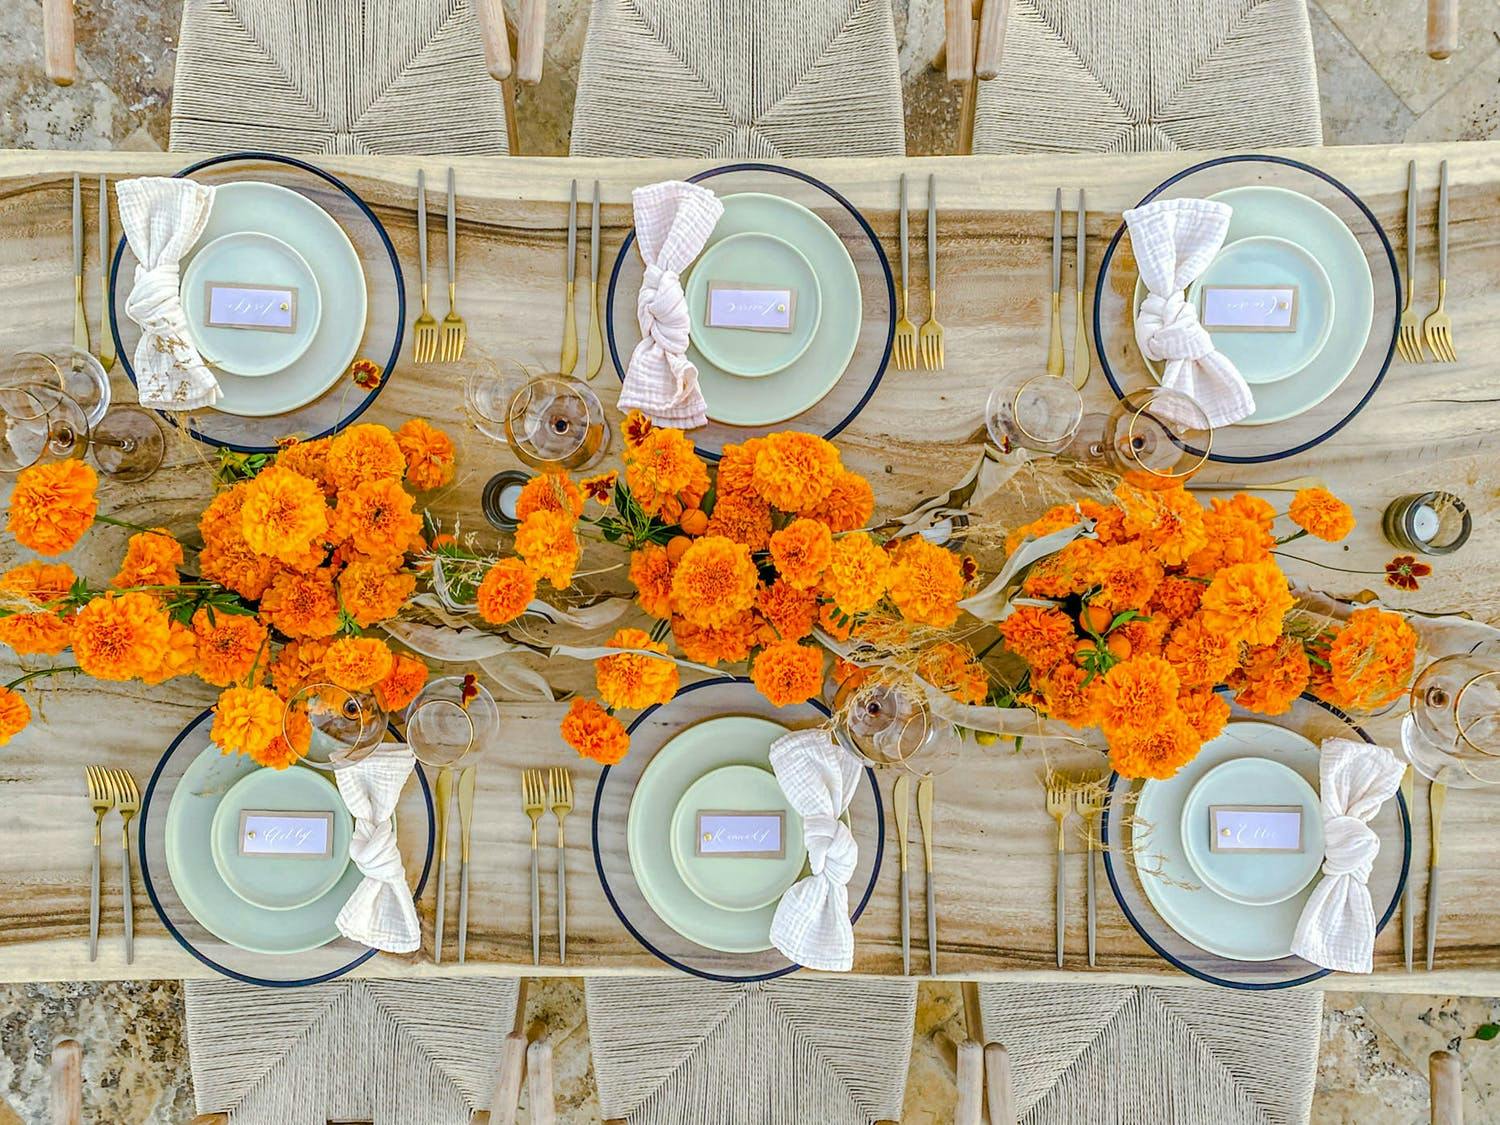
[405,675,499,769]
[836,669,959,777]
[984,373,1084,454]
[505,374,610,471]
[287,681,389,770]
[1062,386,1212,480]
[90,405,166,483]
[0,383,88,472]
[2,348,110,428]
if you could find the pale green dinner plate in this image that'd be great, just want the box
[669,764,806,912]
[181,231,323,377]
[1185,235,1334,385]
[1131,721,1322,961]
[685,233,821,378]
[627,715,794,953]
[1178,757,1324,907]
[692,193,861,426]
[209,762,352,911]
[165,746,362,955]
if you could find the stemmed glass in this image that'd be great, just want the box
[405,675,499,770]
[1062,386,1213,479]
[286,681,390,770]
[834,669,959,777]
[984,372,1085,454]
[0,364,165,482]
[504,373,610,472]
[1404,653,1500,787]
[0,383,89,472]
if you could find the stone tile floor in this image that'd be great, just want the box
[4,0,1500,1119]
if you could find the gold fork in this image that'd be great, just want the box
[84,766,115,962]
[522,767,546,965]
[441,167,468,362]
[1423,159,1456,363]
[919,174,945,371]
[1044,777,1071,968]
[547,767,574,964]
[1397,160,1425,364]
[893,174,918,371]
[108,768,140,964]
[412,170,438,363]
[1072,776,1105,968]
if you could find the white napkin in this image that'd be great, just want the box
[334,744,421,953]
[1290,737,1406,973]
[768,729,864,972]
[1125,198,1255,428]
[115,176,221,410]
[618,181,724,430]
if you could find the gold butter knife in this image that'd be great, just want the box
[1072,189,1089,389]
[1185,475,1329,494]
[72,174,89,353]
[894,774,911,975]
[98,176,114,370]
[585,181,603,379]
[1402,765,1415,972]
[559,179,579,375]
[1427,772,1448,971]
[917,773,936,976]
[457,763,476,963]
[1046,188,1063,378]
[434,764,454,963]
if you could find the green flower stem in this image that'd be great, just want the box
[5,664,81,691]
[1271,551,1384,578]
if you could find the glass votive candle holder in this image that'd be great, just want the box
[1382,491,1470,555]
[482,469,533,531]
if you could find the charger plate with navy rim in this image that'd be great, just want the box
[593,676,884,982]
[1102,692,1410,989]
[607,162,894,459]
[140,709,433,987]
[109,151,402,454]
[1094,154,1399,464]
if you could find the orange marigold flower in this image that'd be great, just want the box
[1116,480,1207,566]
[756,580,818,642]
[1097,655,1181,740]
[1022,538,1103,600]
[323,636,395,692]
[917,641,989,706]
[394,418,455,491]
[270,637,331,699]
[514,509,580,589]
[211,685,286,764]
[704,494,772,552]
[1289,487,1356,542]
[1212,493,1276,533]
[1163,615,1238,690]
[255,703,312,770]
[1115,613,1169,660]
[581,470,617,503]
[596,627,680,711]
[198,484,282,600]
[1005,504,1080,555]
[1148,574,1204,623]
[821,532,891,616]
[0,561,75,655]
[0,685,31,745]
[560,697,630,765]
[1079,498,1128,544]
[8,460,97,556]
[1089,541,1164,614]
[627,546,675,620]
[1179,689,1231,744]
[818,602,854,641]
[239,466,330,566]
[260,568,341,639]
[887,537,965,628]
[621,410,655,449]
[332,477,423,560]
[1108,709,1201,780]
[1199,560,1294,648]
[141,620,198,686]
[751,639,824,708]
[624,427,709,519]
[670,535,758,628]
[751,432,841,512]
[714,438,765,502]
[112,528,183,589]
[769,518,833,591]
[1322,607,1418,711]
[374,652,429,713]
[1229,638,1311,716]
[1184,510,1273,577]
[71,592,170,681]
[515,472,586,521]
[339,557,415,627]
[477,558,537,624]
[326,423,406,492]
[192,607,269,687]
[999,605,1077,673]
[671,611,758,666]
[800,469,875,531]
[1025,662,1103,729]
[275,436,334,492]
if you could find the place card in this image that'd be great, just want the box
[705,283,796,333]
[1209,804,1305,853]
[1200,285,1298,332]
[695,810,786,859]
[204,282,298,333]
[238,810,334,859]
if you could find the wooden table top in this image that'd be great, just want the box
[0,144,1496,991]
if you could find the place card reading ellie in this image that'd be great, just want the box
[204,282,298,333]
[695,810,786,859]
[238,810,334,859]
[1209,804,1305,854]
[1200,285,1298,332]
[705,283,796,333]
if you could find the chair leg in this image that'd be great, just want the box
[1431,1048,1463,1125]
[41,0,75,86]
[49,1040,81,1125]
[986,1043,1017,1125]
[956,1040,984,1125]
[474,979,531,1125]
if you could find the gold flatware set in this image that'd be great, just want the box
[1047,188,1090,388]
[70,174,116,372]
[413,167,466,363]
[84,766,139,964]
[1398,158,1457,364]
[892,772,939,974]
[1046,773,1104,968]
[893,173,944,371]
[521,766,573,965]
[560,179,605,379]
[433,761,479,963]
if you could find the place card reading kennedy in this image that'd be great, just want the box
[239,810,334,859]
[204,282,298,333]
[1200,285,1298,332]
[695,810,786,859]
[705,283,796,333]
[1209,805,1304,854]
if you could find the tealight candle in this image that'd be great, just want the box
[482,470,534,531]
[1383,491,1471,556]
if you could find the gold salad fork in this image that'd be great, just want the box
[413,170,438,363]
[522,768,546,965]
[1073,777,1104,968]
[1045,777,1071,968]
[108,768,140,965]
[85,766,115,962]
[441,167,468,362]
[893,174,918,371]
[1422,159,1456,363]
[918,174,945,371]
[547,767,574,964]
[1397,161,1425,364]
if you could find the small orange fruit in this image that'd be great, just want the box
[1073,638,1097,666]
[666,535,692,563]
[1082,603,1113,635]
[1105,634,1132,660]
[679,508,709,536]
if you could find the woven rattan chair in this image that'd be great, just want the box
[569,0,906,159]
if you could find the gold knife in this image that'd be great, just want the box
[894,774,911,975]
[1402,765,1415,972]
[917,773,936,976]
[72,174,89,353]
[585,181,603,379]
[1046,188,1063,378]
[434,764,454,963]
[1427,772,1448,971]
[457,764,477,963]
[559,179,579,375]
[98,176,114,371]
[1072,189,1089,389]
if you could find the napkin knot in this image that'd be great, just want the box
[1137,291,1215,363]
[333,745,421,954]
[1320,814,1379,879]
[805,812,858,886]
[347,818,404,883]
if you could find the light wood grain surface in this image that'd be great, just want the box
[0,145,1497,990]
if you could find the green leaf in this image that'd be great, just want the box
[1475,1023,1500,1041]
[1109,609,1145,630]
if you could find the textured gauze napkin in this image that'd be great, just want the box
[115,176,221,410]
[1290,737,1406,973]
[334,744,421,953]
[1124,197,1255,428]
[617,180,723,429]
[768,728,864,971]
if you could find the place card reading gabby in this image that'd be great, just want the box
[1200,285,1299,333]
[705,282,797,333]
[695,809,786,859]
[204,282,299,333]
[239,810,334,859]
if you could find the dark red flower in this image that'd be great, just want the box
[1385,555,1432,591]
[460,671,479,708]
[349,358,382,390]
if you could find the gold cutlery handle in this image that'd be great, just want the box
[586,280,603,379]
[1047,290,1064,376]
[1429,780,1447,867]
[560,280,578,375]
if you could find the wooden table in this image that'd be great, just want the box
[1,144,1497,992]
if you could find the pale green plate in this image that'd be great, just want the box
[165,746,362,955]
[627,715,793,953]
[669,764,806,912]
[1185,235,1334,385]
[1132,722,1322,961]
[181,231,323,378]
[209,762,352,911]
[685,232,821,378]
[1178,757,1324,907]
[691,193,860,426]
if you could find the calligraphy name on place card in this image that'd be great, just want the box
[1200,285,1298,333]
[695,810,786,859]
[1209,804,1304,854]
[205,282,299,333]
[705,283,797,333]
[238,810,334,859]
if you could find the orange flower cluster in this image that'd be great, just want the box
[560,697,630,765]
[0,685,31,745]
[595,628,679,711]
[0,562,76,655]
[1288,487,1356,542]
[7,461,97,556]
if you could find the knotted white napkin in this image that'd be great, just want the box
[618,180,723,430]
[115,176,221,410]
[1125,198,1255,428]
[334,744,421,953]
[1291,737,1406,973]
[768,729,864,971]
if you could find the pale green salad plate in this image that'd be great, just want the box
[181,231,322,378]
[685,232,822,378]
[669,763,806,912]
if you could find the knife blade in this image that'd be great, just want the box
[585,180,603,379]
[1072,189,1089,389]
[72,174,88,353]
[560,179,578,374]
[894,774,910,975]
[1402,765,1415,972]
[457,764,476,963]
[1046,188,1063,377]
[434,764,454,963]
[1427,776,1447,970]
[917,773,936,976]
[98,176,114,370]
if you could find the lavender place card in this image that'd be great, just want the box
[1200,285,1298,332]
[204,282,298,333]
[695,810,786,859]
[238,810,334,859]
[705,283,796,333]
[1209,804,1305,853]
